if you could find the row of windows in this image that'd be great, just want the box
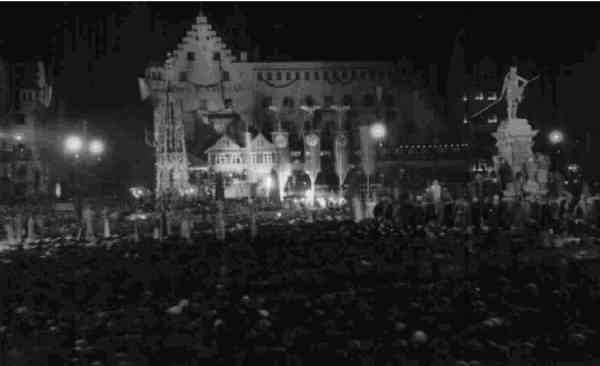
[186,51,221,61]
[263,94,395,108]
[463,114,498,124]
[210,152,275,165]
[257,69,394,82]
[463,91,498,102]
[178,70,230,82]
[149,71,163,80]
[20,91,36,102]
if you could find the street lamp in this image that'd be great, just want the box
[65,135,83,155]
[89,139,105,155]
[548,130,565,145]
[64,134,105,215]
[366,121,387,199]
[370,122,387,141]
[548,129,565,172]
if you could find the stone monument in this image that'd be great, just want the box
[491,65,549,198]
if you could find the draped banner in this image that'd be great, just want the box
[359,125,376,176]
[272,131,290,201]
[334,131,350,190]
[304,132,321,179]
[304,132,321,204]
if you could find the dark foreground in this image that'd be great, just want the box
[1,219,600,366]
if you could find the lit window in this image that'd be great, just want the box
[488,114,498,124]
[462,95,468,102]
[475,92,484,101]
[463,117,469,124]
[488,92,497,101]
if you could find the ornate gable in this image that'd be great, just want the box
[205,135,241,153]
[249,133,275,151]
[168,11,238,86]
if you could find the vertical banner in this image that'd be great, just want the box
[304,132,321,179]
[304,132,321,204]
[359,125,376,176]
[334,131,350,192]
[272,131,290,202]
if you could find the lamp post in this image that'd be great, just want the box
[64,134,105,218]
[548,129,565,172]
[368,121,387,199]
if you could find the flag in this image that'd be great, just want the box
[359,125,376,176]
[42,85,52,107]
[334,131,350,189]
[37,61,46,88]
[304,132,321,180]
[138,77,151,101]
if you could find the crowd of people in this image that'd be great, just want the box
[1,190,600,365]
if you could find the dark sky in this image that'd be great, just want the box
[1,2,599,68]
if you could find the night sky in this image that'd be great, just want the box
[1,3,599,68]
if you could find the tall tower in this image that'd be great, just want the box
[153,54,189,199]
[447,29,466,136]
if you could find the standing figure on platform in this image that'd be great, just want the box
[500,66,530,119]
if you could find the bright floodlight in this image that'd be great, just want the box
[370,122,387,140]
[548,130,564,145]
[89,139,105,155]
[65,135,83,153]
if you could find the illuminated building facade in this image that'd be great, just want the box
[143,10,446,198]
[0,58,52,200]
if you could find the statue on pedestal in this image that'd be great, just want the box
[500,66,531,119]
